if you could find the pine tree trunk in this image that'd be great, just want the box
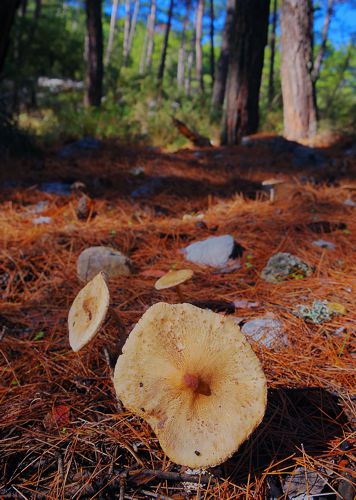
[126,0,140,63]
[0,0,21,77]
[123,0,131,64]
[195,0,204,92]
[20,0,28,16]
[140,0,157,73]
[209,0,215,86]
[105,0,120,66]
[84,0,103,107]
[34,0,42,19]
[211,0,235,109]
[267,0,277,107]
[185,32,195,95]
[139,4,150,73]
[221,0,270,145]
[280,0,317,140]
[146,0,156,70]
[177,0,191,88]
[157,0,174,84]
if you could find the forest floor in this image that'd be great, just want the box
[0,134,355,499]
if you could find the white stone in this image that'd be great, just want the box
[182,235,235,267]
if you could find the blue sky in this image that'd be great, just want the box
[314,1,356,46]
[101,0,355,48]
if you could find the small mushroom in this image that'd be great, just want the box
[114,302,267,468]
[155,269,193,302]
[68,272,110,352]
[262,178,287,203]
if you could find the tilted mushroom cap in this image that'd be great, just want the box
[262,178,286,186]
[114,302,267,468]
[68,272,110,352]
[77,246,131,282]
[154,269,193,290]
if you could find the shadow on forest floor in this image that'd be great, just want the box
[222,387,350,484]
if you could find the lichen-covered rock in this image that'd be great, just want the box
[294,300,346,324]
[77,246,132,282]
[261,252,313,283]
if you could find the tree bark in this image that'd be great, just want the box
[177,0,191,88]
[140,0,156,73]
[312,0,333,82]
[126,0,140,64]
[195,0,204,92]
[157,0,174,84]
[146,0,156,70]
[267,0,277,107]
[84,0,103,107]
[34,0,42,20]
[209,0,215,86]
[20,0,28,16]
[105,0,120,66]
[221,0,270,145]
[280,0,317,140]
[123,0,131,63]
[140,13,149,73]
[185,31,195,95]
[211,0,235,109]
[0,0,21,78]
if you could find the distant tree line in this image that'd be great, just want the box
[1,0,354,145]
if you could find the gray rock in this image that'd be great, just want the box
[344,144,356,157]
[58,136,101,159]
[241,315,287,349]
[39,182,72,195]
[282,466,328,499]
[312,239,336,250]
[344,198,356,207]
[261,252,313,283]
[131,177,163,198]
[77,246,132,282]
[129,166,145,176]
[292,145,328,169]
[32,216,52,225]
[293,300,340,324]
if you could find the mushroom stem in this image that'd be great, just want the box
[183,373,211,396]
[176,285,185,302]
[270,187,275,203]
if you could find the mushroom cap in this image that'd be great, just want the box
[77,246,131,282]
[68,272,110,352]
[262,178,286,186]
[114,302,267,468]
[154,269,193,290]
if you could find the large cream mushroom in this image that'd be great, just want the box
[114,302,267,468]
[68,272,110,352]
